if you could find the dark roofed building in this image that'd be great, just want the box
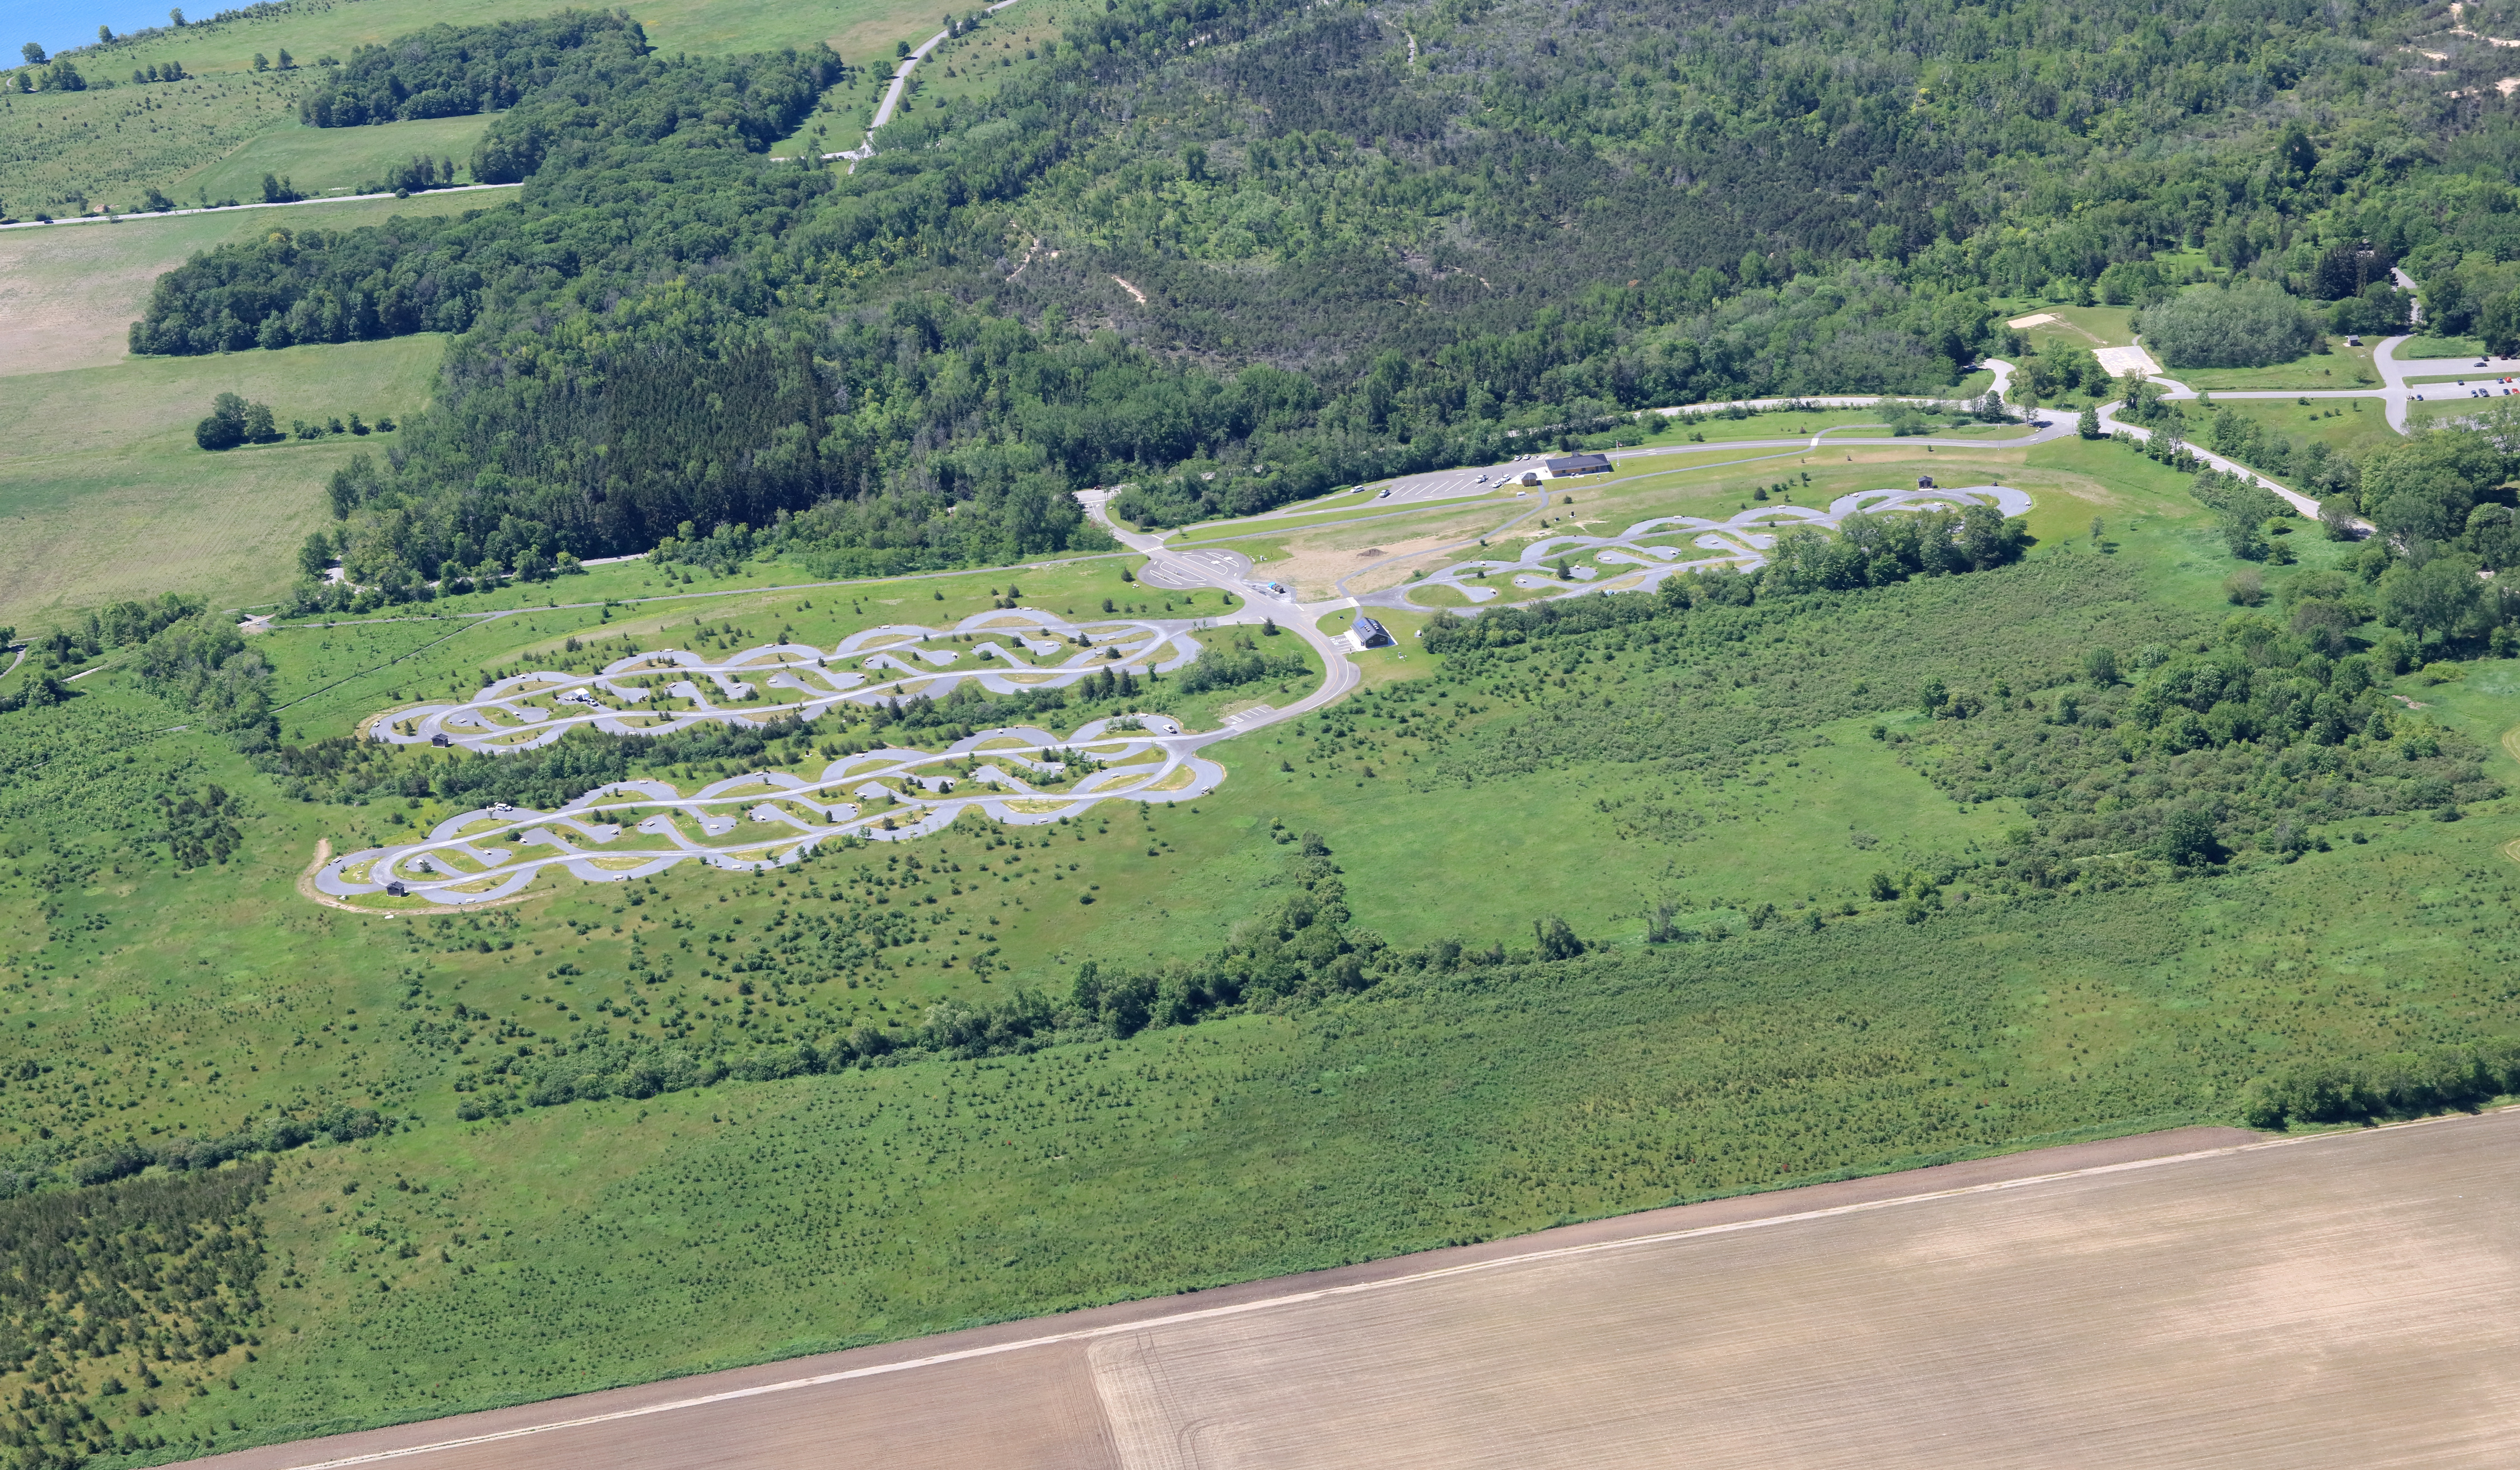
[1352,616,1392,648]
[1544,452,1614,477]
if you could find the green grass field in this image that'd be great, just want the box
[2166,345,2379,393]
[2200,396,2401,468]
[2398,335,2487,360]
[2,0,951,219]
[174,114,495,203]
[0,188,505,375]
[2007,302,2139,348]
[11,439,2520,1461]
[61,0,946,83]
[0,72,307,220]
[0,335,448,633]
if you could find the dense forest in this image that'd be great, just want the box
[114,0,2520,585]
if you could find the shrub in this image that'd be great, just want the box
[2223,569,2266,606]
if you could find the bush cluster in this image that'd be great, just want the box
[2243,1042,2520,1128]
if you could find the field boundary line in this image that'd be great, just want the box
[251,1109,2511,1470]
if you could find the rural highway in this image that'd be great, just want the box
[190,1108,2520,1469]
[828,0,1036,166]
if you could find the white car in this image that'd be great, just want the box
[1475,474,1489,484]
[1376,487,1391,498]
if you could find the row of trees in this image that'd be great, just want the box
[195,394,390,450]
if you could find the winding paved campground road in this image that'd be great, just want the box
[193,1107,2520,1469]
[297,343,2395,911]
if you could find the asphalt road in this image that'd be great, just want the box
[2139,333,2520,434]
[0,184,520,233]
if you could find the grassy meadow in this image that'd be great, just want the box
[0,71,307,220]
[2202,396,2401,466]
[172,115,496,204]
[2,0,953,221]
[10,433,2520,1460]
[0,335,448,634]
[0,188,504,376]
[2160,346,2380,393]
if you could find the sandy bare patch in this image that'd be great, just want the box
[1267,533,1472,599]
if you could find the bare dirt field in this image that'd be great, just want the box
[196,1110,2520,1470]
[1262,523,1503,599]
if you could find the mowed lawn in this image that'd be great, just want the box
[0,189,502,375]
[174,115,498,204]
[0,336,447,632]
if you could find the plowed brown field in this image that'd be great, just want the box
[201,1111,2520,1470]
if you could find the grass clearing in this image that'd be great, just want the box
[0,335,447,632]
[0,72,307,219]
[2006,301,2139,348]
[0,189,505,375]
[175,115,496,204]
[2166,343,2378,393]
[2398,335,2488,360]
[57,0,947,83]
[2200,397,2401,465]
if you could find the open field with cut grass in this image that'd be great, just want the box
[2166,345,2379,393]
[2400,334,2488,359]
[2204,396,2402,466]
[172,115,494,205]
[0,189,502,375]
[2004,301,2139,348]
[0,334,446,631]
